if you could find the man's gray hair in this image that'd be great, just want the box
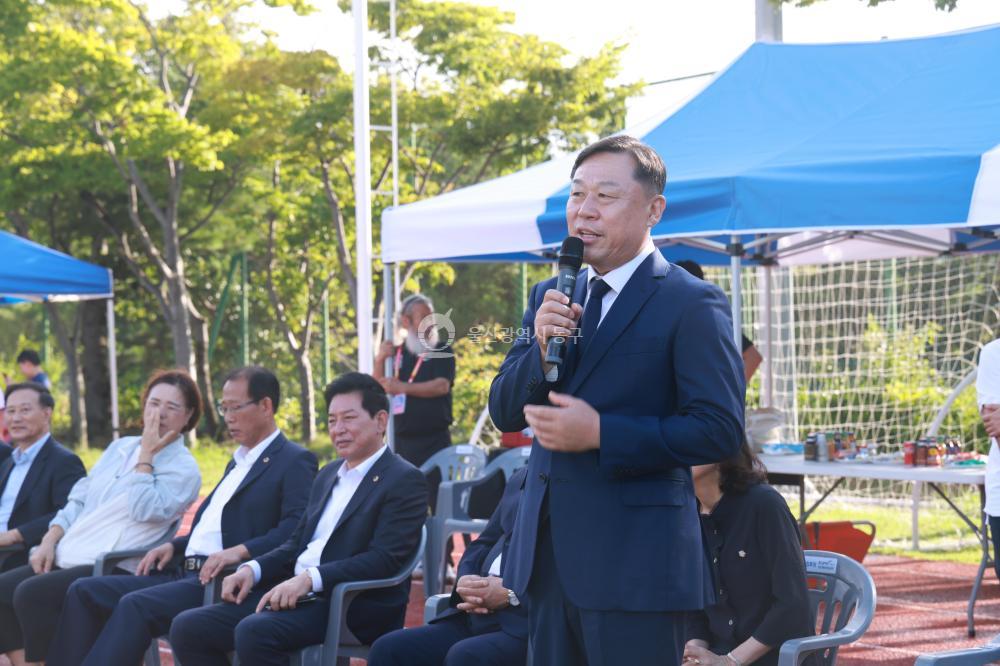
[400,293,433,317]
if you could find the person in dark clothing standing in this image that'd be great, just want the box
[375,294,455,467]
[684,441,814,666]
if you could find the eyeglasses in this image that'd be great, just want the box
[216,399,260,417]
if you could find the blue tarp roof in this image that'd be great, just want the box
[0,231,113,300]
[383,25,1000,265]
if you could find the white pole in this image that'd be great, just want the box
[104,292,120,440]
[762,264,774,408]
[755,0,783,42]
[353,0,374,373]
[730,236,742,348]
[384,264,395,451]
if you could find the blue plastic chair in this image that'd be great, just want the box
[778,550,877,666]
[423,447,530,596]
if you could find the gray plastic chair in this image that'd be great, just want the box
[423,447,530,596]
[287,525,427,666]
[419,445,488,596]
[777,550,877,666]
[914,634,1000,665]
[92,517,183,575]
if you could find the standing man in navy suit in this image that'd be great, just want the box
[0,384,85,571]
[489,135,746,666]
[47,366,318,666]
[169,372,427,666]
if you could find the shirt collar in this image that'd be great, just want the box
[234,429,281,466]
[338,444,388,479]
[588,241,657,296]
[12,433,48,465]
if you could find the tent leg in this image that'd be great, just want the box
[761,264,774,408]
[383,263,396,452]
[106,298,120,440]
[729,236,743,348]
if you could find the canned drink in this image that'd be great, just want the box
[817,432,828,462]
[903,441,915,466]
[805,434,818,461]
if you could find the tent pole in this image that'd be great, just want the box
[762,264,774,408]
[105,296,120,440]
[729,236,743,349]
[353,0,374,373]
[383,264,396,451]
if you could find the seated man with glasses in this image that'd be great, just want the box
[48,366,319,666]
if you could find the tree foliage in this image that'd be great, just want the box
[1,0,633,446]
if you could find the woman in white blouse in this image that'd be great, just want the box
[0,369,202,666]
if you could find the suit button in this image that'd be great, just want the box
[538,473,549,482]
[729,619,734,626]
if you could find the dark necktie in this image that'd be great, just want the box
[576,277,611,361]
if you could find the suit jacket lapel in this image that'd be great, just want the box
[302,462,342,546]
[0,457,14,501]
[331,450,392,535]
[230,434,286,500]
[11,437,53,514]
[566,252,667,394]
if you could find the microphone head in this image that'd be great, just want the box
[558,236,585,271]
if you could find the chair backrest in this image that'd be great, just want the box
[419,444,487,483]
[484,445,531,479]
[802,550,877,665]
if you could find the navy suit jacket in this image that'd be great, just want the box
[0,436,86,547]
[254,448,427,636]
[436,466,529,639]
[171,433,317,560]
[489,251,745,612]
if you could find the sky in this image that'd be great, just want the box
[152,0,1000,125]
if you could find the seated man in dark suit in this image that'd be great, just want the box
[169,372,428,666]
[369,466,529,666]
[47,366,318,666]
[0,384,86,571]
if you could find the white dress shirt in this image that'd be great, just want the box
[185,430,281,557]
[582,241,657,327]
[978,340,1000,516]
[244,445,388,592]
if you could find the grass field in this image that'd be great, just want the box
[789,495,986,564]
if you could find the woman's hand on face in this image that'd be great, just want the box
[140,405,179,459]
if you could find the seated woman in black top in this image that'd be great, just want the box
[683,442,814,666]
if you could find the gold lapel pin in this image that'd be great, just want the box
[373,475,380,483]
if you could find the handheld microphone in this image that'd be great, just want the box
[543,236,585,368]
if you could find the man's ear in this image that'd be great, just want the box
[649,194,666,226]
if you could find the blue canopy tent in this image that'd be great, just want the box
[383,24,1000,267]
[381,25,1000,414]
[0,231,120,436]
